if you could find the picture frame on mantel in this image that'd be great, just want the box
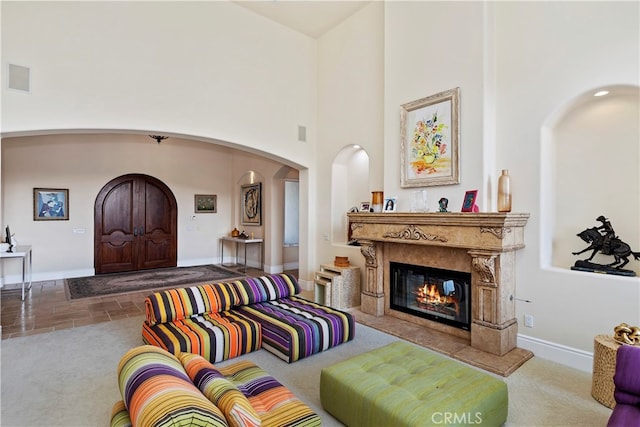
[241,183,261,225]
[400,87,460,188]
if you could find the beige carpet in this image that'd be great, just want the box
[0,315,612,426]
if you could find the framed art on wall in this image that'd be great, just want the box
[34,188,69,220]
[241,183,261,225]
[194,194,217,213]
[400,87,460,188]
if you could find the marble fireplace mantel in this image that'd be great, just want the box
[347,212,530,356]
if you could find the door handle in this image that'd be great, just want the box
[139,227,144,235]
[133,227,138,236]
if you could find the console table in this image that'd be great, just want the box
[220,237,263,272]
[0,245,33,301]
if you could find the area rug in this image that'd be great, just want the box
[65,265,245,299]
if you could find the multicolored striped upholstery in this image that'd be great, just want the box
[236,296,355,363]
[179,352,261,427]
[111,345,320,427]
[231,274,300,305]
[141,273,354,364]
[145,281,240,325]
[114,345,228,427]
[110,400,131,427]
[142,311,262,363]
[218,360,321,426]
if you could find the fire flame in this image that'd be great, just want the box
[414,283,459,314]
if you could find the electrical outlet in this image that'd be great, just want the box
[524,314,534,328]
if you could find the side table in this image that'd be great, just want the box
[314,263,360,309]
[219,237,263,272]
[0,245,33,301]
[592,334,620,408]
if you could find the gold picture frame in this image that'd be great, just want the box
[400,87,460,187]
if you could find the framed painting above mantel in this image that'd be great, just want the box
[400,87,460,188]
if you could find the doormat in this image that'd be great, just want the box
[65,265,246,300]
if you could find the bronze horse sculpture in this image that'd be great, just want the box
[573,226,640,270]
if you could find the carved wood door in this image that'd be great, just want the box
[94,174,177,274]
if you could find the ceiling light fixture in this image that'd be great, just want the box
[594,90,609,97]
[149,135,169,144]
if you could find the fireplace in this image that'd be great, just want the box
[347,212,530,356]
[390,262,471,331]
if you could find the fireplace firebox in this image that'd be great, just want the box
[390,262,471,331]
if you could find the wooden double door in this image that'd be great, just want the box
[94,174,177,274]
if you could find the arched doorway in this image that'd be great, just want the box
[94,173,178,274]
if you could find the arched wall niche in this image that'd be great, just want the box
[540,85,640,275]
[331,145,370,243]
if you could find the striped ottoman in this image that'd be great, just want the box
[320,341,508,427]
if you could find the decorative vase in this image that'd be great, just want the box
[497,170,512,212]
[371,191,384,213]
[411,190,428,212]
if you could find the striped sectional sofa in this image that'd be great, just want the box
[111,345,321,427]
[142,273,355,363]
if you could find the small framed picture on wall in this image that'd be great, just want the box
[33,188,69,220]
[194,194,217,213]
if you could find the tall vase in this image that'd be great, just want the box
[371,191,384,212]
[497,169,512,212]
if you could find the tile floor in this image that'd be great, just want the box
[1,268,294,340]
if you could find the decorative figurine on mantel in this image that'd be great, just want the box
[572,216,640,276]
[438,198,449,212]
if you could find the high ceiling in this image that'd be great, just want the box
[233,1,371,38]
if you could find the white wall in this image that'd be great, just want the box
[384,1,486,212]
[379,1,639,370]
[1,0,317,279]
[316,2,385,273]
[492,1,639,370]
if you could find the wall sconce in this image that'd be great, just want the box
[149,135,169,144]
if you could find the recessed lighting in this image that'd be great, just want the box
[594,90,609,97]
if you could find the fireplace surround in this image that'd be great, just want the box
[347,212,529,357]
[390,262,471,331]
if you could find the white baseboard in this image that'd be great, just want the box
[517,333,593,373]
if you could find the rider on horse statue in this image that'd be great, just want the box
[596,215,617,255]
[572,216,640,275]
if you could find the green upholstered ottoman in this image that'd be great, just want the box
[320,341,508,427]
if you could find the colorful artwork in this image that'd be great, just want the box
[401,88,460,188]
[34,188,69,220]
[409,109,450,177]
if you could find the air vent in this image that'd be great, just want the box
[298,125,307,142]
[8,64,30,92]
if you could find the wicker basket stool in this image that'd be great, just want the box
[592,334,621,408]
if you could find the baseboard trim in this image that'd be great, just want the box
[517,333,593,373]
